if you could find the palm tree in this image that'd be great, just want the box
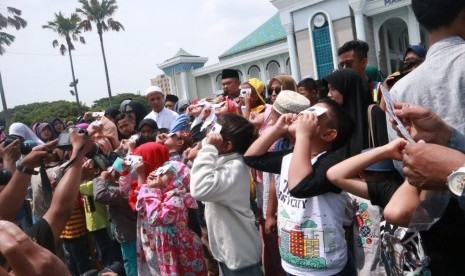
[0,6,27,126]
[43,12,85,115]
[76,0,124,108]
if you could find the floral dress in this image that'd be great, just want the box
[136,161,207,276]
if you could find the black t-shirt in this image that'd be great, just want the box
[244,150,343,198]
[25,217,55,254]
[367,180,401,209]
[367,180,465,275]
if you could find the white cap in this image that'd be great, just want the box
[145,85,163,96]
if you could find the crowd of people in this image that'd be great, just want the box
[0,0,465,275]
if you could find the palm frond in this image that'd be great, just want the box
[107,18,124,31]
[7,7,22,16]
[0,31,15,45]
[78,20,93,32]
[101,21,109,32]
[79,36,86,44]
[52,39,59,48]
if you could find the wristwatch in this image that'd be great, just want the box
[16,164,39,175]
[447,167,465,197]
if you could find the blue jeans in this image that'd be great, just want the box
[120,239,137,276]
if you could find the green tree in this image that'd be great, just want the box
[1,100,90,128]
[91,92,149,113]
[43,12,85,116]
[76,0,124,108]
[0,6,27,127]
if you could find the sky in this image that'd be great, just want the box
[0,0,277,110]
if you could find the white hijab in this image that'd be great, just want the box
[8,122,44,145]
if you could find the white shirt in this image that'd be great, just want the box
[144,107,179,129]
[278,153,348,276]
[389,36,465,139]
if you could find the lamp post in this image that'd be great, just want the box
[69,79,81,116]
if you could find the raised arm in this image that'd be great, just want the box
[244,114,295,157]
[0,140,56,221]
[42,130,94,241]
[383,180,421,227]
[327,138,406,199]
[287,112,318,190]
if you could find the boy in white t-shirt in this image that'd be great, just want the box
[245,99,355,275]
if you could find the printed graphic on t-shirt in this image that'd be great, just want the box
[277,180,336,269]
[354,201,375,248]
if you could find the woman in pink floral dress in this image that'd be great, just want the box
[136,160,206,275]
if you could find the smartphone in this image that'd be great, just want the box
[240,88,251,97]
[92,111,105,117]
[123,155,142,166]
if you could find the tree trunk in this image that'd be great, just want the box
[98,24,113,108]
[67,45,81,116]
[0,71,11,127]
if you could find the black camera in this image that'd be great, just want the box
[2,134,37,155]
[57,126,87,151]
[57,126,99,159]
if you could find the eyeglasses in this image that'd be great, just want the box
[270,86,282,94]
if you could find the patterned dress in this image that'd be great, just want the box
[136,161,207,276]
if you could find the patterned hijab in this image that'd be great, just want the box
[158,160,190,192]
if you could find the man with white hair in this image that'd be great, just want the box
[144,85,179,129]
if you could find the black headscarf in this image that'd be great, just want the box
[49,117,64,139]
[324,69,370,158]
[125,101,147,129]
[138,118,158,131]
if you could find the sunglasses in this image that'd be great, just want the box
[270,86,282,94]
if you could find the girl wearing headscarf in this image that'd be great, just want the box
[267,75,298,104]
[8,123,44,145]
[175,99,190,114]
[123,101,147,130]
[136,161,206,276]
[49,117,65,139]
[117,141,168,275]
[138,119,158,139]
[241,78,266,118]
[324,68,371,158]
[32,122,54,143]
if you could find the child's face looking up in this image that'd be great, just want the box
[147,170,173,189]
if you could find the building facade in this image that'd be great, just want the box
[150,74,171,95]
[155,0,427,101]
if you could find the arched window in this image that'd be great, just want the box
[285,58,292,75]
[310,12,335,79]
[215,74,222,90]
[248,66,261,79]
[267,61,280,80]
